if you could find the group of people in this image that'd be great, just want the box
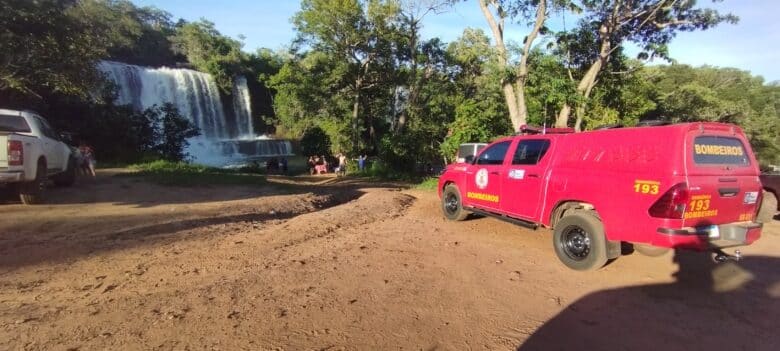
[308,154,368,176]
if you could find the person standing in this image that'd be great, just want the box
[78,141,96,178]
[358,154,367,172]
[337,153,347,176]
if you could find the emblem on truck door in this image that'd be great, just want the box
[475,168,489,189]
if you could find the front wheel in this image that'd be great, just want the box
[53,156,77,187]
[441,184,469,221]
[553,210,609,271]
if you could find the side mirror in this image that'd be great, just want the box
[59,132,73,144]
[464,155,475,164]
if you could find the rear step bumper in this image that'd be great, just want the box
[0,171,24,182]
[655,222,762,249]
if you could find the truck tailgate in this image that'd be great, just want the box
[684,127,762,226]
[0,134,7,168]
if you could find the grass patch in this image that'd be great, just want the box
[124,160,266,186]
[415,177,439,191]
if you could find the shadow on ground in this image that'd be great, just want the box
[517,250,780,351]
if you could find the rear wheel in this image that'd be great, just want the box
[20,159,47,205]
[757,190,777,224]
[553,210,609,271]
[441,184,469,221]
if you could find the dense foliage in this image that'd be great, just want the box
[1,0,777,168]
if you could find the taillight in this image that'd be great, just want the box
[649,183,690,219]
[8,140,23,166]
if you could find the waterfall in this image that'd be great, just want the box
[98,61,293,166]
[98,61,228,139]
[232,76,254,139]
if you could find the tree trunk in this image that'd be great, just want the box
[556,23,611,128]
[503,83,521,130]
[352,79,362,150]
[480,0,522,131]
[398,21,418,135]
[514,0,547,129]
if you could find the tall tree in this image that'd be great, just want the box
[394,0,453,134]
[292,0,401,151]
[555,0,738,128]
[479,0,561,131]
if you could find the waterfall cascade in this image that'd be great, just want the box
[98,61,291,165]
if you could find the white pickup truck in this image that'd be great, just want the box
[0,109,76,204]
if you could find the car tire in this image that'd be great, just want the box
[634,244,671,257]
[757,190,777,224]
[20,159,47,205]
[441,184,469,221]
[553,210,609,271]
[53,156,77,187]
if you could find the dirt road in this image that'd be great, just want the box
[1,172,779,350]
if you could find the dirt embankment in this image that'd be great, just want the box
[1,172,779,350]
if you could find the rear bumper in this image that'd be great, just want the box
[655,222,762,250]
[0,171,24,182]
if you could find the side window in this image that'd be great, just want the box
[512,139,551,165]
[35,117,58,140]
[476,141,511,165]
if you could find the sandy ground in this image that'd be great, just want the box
[1,171,778,351]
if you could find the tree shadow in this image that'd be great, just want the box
[517,250,780,351]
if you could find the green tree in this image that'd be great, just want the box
[555,0,738,128]
[292,0,402,152]
[151,103,201,161]
[0,0,106,101]
[170,20,245,91]
[300,126,332,157]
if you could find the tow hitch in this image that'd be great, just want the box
[713,249,742,263]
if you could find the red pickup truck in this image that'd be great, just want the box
[438,123,764,270]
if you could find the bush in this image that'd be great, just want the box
[415,177,439,191]
[127,160,264,186]
[300,126,331,157]
[149,103,201,162]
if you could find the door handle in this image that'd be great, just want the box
[528,173,539,178]
[490,171,500,175]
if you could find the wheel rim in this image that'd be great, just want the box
[444,192,459,215]
[560,225,591,261]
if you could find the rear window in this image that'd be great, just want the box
[512,139,551,165]
[0,115,31,133]
[693,136,749,165]
[458,144,486,158]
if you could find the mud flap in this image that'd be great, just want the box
[606,240,621,259]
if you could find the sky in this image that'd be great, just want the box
[133,0,780,82]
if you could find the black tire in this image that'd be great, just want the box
[20,159,47,205]
[757,190,777,224]
[441,184,469,221]
[52,156,77,187]
[634,244,671,257]
[553,210,609,271]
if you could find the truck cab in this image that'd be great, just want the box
[439,123,764,270]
